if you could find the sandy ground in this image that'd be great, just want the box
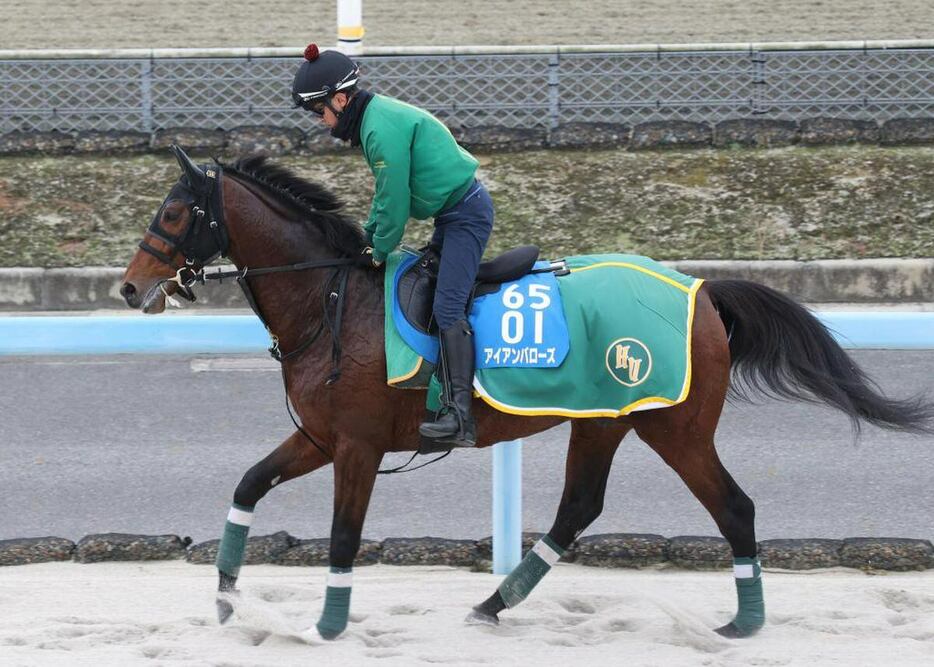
[2,1,933,50]
[0,562,932,666]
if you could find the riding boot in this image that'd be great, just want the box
[419,319,477,451]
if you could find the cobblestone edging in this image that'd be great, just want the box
[1,117,933,158]
[2,259,932,312]
[1,533,931,572]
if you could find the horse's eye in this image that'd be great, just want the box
[164,209,181,222]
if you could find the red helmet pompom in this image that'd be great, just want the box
[304,43,320,61]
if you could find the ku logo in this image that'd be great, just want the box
[605,338,652,387]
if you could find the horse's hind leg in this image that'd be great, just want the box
[469,419,628,625]
[215,430,331,623]
[631,408,763,638]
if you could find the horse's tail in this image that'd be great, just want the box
[705,279,934,434]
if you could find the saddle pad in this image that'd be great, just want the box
[384,250,704,417]
[385,249,437,388]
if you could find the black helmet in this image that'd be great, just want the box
[291,43,360,110]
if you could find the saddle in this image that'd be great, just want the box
[396,244,542,335]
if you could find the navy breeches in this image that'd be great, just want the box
[430,180,494,330]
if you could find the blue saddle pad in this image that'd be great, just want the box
[391,253,570,369]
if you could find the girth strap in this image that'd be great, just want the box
[324,266,352,385]
[233,263,350,379]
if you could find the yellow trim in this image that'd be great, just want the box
[388,356,424,385]
[571,261,692,293]
[475,385,679,418]
[338,26,366,40]
[676,279,704,402]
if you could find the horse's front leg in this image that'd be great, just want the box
[216,430,331,623]
[313,441,382,640]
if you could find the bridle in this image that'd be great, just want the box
[140,152,354,366]
[138,165,228,304]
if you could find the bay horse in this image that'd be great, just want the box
[121,146,933,641]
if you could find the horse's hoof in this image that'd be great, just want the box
[315,621,346,640]
[216,596,235,625]
[465,607,499,626]
[714,621,759,638]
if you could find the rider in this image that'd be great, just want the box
[291,44,494,450]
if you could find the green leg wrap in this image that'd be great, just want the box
[316,567,353,640]
[215,503,254,578]
[497,536,565,608]
[730,557,765,635]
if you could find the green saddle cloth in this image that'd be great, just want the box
[384,250,704,417]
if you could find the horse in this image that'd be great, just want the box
[121,145,934,641]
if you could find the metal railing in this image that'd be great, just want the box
[1,41,933,134]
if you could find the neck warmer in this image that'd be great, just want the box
[330,89,373,146]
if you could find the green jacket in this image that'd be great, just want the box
[360,95,479,262]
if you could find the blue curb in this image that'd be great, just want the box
[0,312,932,356]
[0,315,268,355]
[817,312,934,349]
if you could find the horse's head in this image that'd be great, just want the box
[121,145,229,313]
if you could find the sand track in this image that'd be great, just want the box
[1,562,933,665]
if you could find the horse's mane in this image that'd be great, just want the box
[220,154,366,256]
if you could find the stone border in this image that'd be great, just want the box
[1,117,933,157]
[1,533,931,571]
[2,259,932,312]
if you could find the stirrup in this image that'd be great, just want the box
[418,431,476,454]
[419,411,476,452]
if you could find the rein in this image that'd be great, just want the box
[167,261,442,474]
[172,263,451,474]
[171,259,353,365]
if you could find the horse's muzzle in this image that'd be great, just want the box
[120,282,142,309]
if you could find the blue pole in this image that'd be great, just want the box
[492,439,522,575]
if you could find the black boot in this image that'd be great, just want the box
[419,319,477,452]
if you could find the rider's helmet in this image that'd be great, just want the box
[291,43,360,114]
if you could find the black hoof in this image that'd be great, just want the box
[216,596,236,625]
[465,606,499,626]
[714,621,758,638]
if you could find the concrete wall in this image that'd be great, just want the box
[2,259,932,311]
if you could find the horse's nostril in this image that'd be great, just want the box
[121,283,136,298]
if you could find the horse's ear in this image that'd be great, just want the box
[171,144,206,189]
